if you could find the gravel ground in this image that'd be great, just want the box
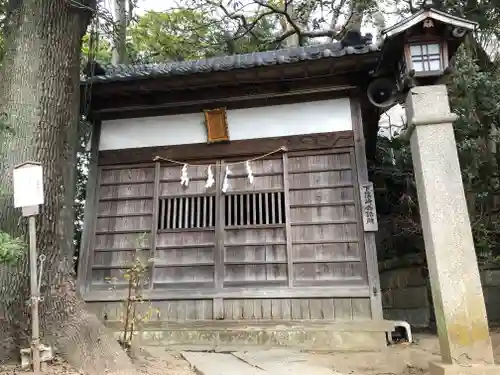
[1,331,499,375]
[0,348,196,375]
[311,330,500,375]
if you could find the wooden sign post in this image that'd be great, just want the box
[13,161,44,373]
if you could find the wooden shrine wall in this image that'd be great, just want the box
[82,136,373,322]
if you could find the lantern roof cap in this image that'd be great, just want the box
[381,8,477,40]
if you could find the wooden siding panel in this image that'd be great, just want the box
[87,298,369,322]
[294,262,364,282]
[95,233,151,249]
[228,158,283,175]
[160,164,208,180]
[220,298,372,320]
[154,266,215,286]
[91,268,152,291]
[96,216,152,233]
[293,243,360,262]
[86,136,374,321]
[154,300,213,320]
[93,249,149,267]
[289,187,355,205]
[224,264,288,284]
[225,245,287,262]
[287,153,351,171]
[288,151,366,289]
[226,175,283,191]
[159,180,213,196]
[291,223,358,242]
[97,199,153,216]
[224,227,285,245]
[290,205,356,222]
[90,166,156,291]
[289,170,353,189]
[157,231,215,247]
[155,248,214,265]
[100,167,154,184]
[100,183,154,199]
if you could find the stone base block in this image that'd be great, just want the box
[105,320,395,352]
[430,362,499,375]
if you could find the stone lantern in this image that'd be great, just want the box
[371,5,500,375]
[375,4,477,93]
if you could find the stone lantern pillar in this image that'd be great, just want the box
[370,4,499,374]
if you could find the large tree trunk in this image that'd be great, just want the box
[0,1,134,374]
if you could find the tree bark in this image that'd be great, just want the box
[112,0,128,64]
[0,1,134,374]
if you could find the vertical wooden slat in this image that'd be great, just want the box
[252,193,257,225]
[190,197,195,228]
[271,192,276,224]
[264,192,269,224]
[179,197,184,229]
[227,194,232,226]
[159,199,165,230]
[208,196,212,227]
[351,98,383,321]
[258,193,263,225]
[149,161,161,289]
[207,195,212,227]
[77,120,101,293]
[184,197,189,229]
[239,195,244,226]
[283,153,293,287]
[172,198,178,229]
[213,298,224,320]
[165,198,171,229]
[334,298,353,320]
[196,196,202,228]
[246,194,251,226]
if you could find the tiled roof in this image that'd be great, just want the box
[85,41,380,83]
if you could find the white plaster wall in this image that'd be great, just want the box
[99,98,353,151]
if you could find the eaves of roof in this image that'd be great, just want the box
[82,41,381,84]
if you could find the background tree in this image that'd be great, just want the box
[178,0,381,48]
[0,1,135,373]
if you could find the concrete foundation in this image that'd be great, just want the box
[105,320,395,352]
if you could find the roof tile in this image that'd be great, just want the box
[86,41,380,83]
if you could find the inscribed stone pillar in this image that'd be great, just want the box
[405,85,496,370]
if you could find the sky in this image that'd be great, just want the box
[136,0,172,12]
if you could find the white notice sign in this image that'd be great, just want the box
[360,182,378,232]
[13,163,44,208]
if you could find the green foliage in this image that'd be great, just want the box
[81,32,113,65]
[449,50,500,259]
[372,135,424,260]
[128,9,221,62]
[0,229,25,264]
[0,116,24,264]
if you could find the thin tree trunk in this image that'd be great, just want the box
[112,0,128,65]
[0,1,133,374]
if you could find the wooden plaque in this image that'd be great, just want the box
[204,108,229,143]
[360,182,378,232]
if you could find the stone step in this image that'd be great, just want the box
[181,350,343,375]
